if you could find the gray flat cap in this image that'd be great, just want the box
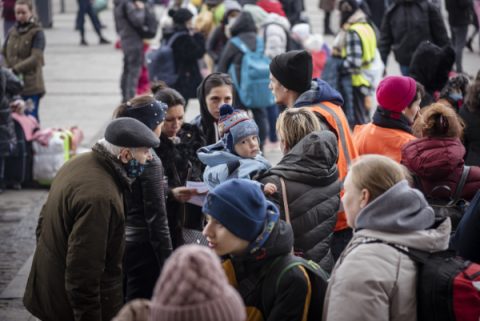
[105,117,160,148]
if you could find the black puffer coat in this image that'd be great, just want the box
[124,153,172,265]
[168,26,206,100]
[378,0,450,66]
[155,123,206,248]
[257,131,341,272]
[0,68,22,157]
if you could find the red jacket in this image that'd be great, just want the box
[402,137,480,201]
[257,0,286,17]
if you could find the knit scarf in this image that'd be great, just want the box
[372,107,413,134]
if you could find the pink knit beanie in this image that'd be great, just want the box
[149,245,246,321]
[376,76,417,113]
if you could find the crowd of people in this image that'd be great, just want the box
[1,0,480,320]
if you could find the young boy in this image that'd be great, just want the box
[197,104,276,194]
[202,179,317,321]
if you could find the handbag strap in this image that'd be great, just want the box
[280,177,290,224]
[452,166,470,202]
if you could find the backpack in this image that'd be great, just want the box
[414,166,471,232]
[265,255,329,321]
[367,241,480,321]
[123,1,159,39]
[146,32,188,86]
[228,36,274,109]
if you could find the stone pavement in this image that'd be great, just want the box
[0,0,479,320]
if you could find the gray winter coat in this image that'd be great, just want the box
[114,0,145,52]
[323,180,451,321]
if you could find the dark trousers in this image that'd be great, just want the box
[331,228,353,261]
[251,108,267,149]
[124,241,160,301]
[451,25,468,73]
[352,87,370,126]
[266,104,279,142]
[121,49,143,102]
[76,0,102,38]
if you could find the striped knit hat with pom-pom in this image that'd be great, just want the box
[149,245,246,321]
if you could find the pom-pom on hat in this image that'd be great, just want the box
[376,76,417,114]
[218,104,259,152]
[150,245,246,321]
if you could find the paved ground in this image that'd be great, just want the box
[0,0,479,319]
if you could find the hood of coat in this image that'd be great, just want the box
[355,180,435,233]
[197,140,271,168]
[196,74,219,144]
[401,137,466,180]
[267,131,339,186]
[230,11,257,36]
[262,12,291,30]
[294,78,345,108]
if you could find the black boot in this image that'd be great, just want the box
[99,37,111,45]
[80,30,88,46]
[324,12,334,36]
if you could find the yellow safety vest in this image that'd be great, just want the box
[341,22,377,88]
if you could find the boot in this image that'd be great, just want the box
[99,37,111,45]
[324,12,334,36]
[80,30,88,46]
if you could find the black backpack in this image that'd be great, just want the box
[414,166,471,231]
[123,1,159,39]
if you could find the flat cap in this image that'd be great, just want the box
[105,117,160,148]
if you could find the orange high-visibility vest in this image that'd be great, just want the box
[353,123,416,163]
[307,102,359,231]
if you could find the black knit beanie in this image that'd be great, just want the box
[169,8,194,25]
[269,50,313,94]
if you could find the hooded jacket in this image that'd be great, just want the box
[401,137,480,201]
[216,11,258,86]
[378,0,450,66]
[257,131,341,271]
[223,220,311,321]
[198,140,271,191]
[192,74,221,146]
[295,79,359,232]
[23,142,133,321]
[323,180,451,321]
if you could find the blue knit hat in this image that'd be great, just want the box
[202,179,279,242]
[123,99,167,131]
[218,104,258,153]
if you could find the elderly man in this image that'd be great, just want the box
[23,117,160,321]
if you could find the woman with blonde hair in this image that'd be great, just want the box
[402,103,480,215]
[323,154,451,321]
[257,108,341,272]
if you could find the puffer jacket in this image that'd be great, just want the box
[197,140,271,191]
[0,68,22,157]
[216,11,257,84]
[124,153,172,266]
[257,131,341,272]
[113,0,145,52]
[322,180,451,321]
[401,137,480,201]
[460,106,480,166]
[261,13,291,59]
[224,218,311,321]
[23,142,133,321]
[378,0,450,66]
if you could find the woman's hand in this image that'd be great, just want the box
[263,183,277,196]
[172,187,200,202]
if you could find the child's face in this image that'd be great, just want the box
[203,215,249,256]
[234,135,259,158]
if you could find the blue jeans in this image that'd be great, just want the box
[22,94,41,122]
[266,104,279,142]
[76,0,102,37]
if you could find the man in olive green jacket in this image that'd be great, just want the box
[23,118,160,321]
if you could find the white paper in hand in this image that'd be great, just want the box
[186,181,209,207]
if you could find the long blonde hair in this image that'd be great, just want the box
[276,108,321,152]
[349,155,410,202]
